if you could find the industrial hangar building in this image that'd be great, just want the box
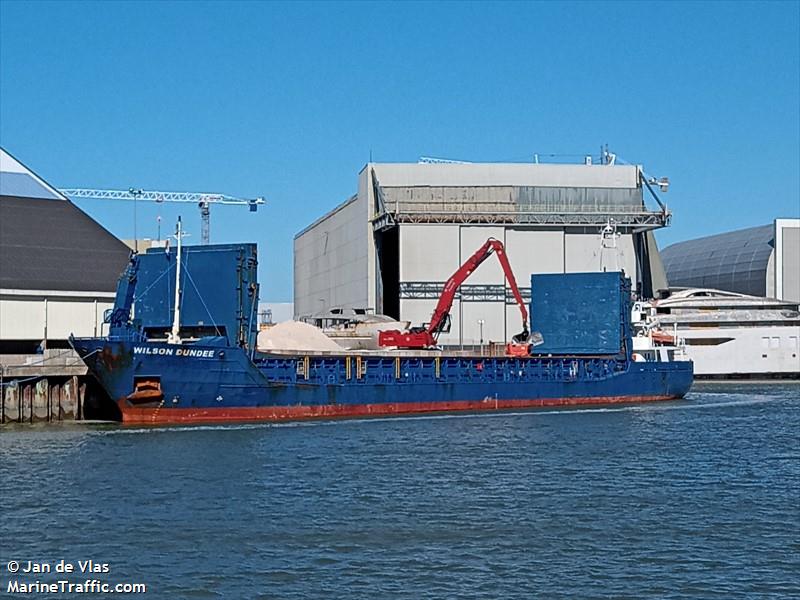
[0,148,130,353]
[295,161,671,347]
[661,219,800,302]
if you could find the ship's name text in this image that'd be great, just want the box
[133,346,216,358]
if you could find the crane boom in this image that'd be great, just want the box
[59,188,264,206]
[378,238,530,349]
[58,188,265,245]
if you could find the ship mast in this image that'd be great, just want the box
[168,217,183,345]
[600,219,620,273]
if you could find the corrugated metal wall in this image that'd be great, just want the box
[382,185,644,214]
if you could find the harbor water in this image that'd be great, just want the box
[1,382,798,598]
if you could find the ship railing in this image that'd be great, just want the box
[106,331,148,343]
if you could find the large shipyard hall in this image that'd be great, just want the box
[295,159,672,347]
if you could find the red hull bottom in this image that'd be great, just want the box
[118,395,679,426]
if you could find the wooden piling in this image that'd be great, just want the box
[3,382,20,423]
[63,377,79,420]
[21,384,32,423]
[33,379,49,422]
[78,379,86,421]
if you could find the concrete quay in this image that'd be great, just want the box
[1,350,90,424]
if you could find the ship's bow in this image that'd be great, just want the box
[69,336,136,406]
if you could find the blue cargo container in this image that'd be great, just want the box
[531,272,628,356]
[133,244,258,349]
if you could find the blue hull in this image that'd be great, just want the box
[70,338,693,425]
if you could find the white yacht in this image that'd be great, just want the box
[644,289,800,378]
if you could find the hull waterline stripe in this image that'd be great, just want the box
[118,395,679,425]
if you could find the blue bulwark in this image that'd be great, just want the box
[530,272,629,356]
[133,244,259,350]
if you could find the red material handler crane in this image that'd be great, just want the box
[378,238,531,350]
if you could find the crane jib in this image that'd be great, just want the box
[58,188,265,245]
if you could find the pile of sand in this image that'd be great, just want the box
[257,321,342,352]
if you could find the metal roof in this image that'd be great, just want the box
[0,148,66,200]
[0,195,132,292]
[0,148,131,292]
[660,224,774,296]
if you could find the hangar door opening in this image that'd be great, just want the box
[375,227,399,319]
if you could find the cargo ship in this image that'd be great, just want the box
[70,233,692,425]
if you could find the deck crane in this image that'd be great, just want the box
[58,187,265,246]
[378,238,533,353]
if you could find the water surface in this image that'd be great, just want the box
[1,383,798,598]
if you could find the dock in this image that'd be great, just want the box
[1,350,90,423]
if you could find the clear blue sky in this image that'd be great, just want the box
[1,1,798,302]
